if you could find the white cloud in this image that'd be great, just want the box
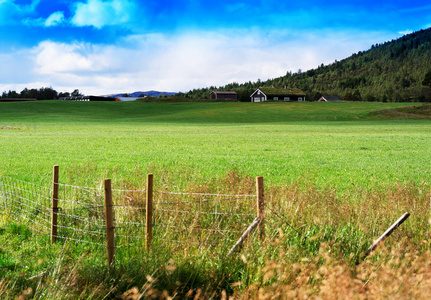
[33,32,298,93]
[34,41,127,74]
[2,29,396,95]
[71,0,137,28]
[44,11,65,27]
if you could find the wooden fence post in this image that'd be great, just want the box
[51,165,59,244]
[104,179,115,269]
[256,176,265,240]
[0,176,7,211]
[146,174,154,251]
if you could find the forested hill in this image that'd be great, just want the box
[185,28,431,102]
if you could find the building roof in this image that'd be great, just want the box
[261,87,305,96]
[211,91,237,95]
[319,96,343,102]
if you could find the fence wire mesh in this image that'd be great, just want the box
[152,191,256,252]
[0,176,260,263]
[0,176,51,235]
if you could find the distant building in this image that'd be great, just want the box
[60,96,116,101]
[318,96,343,102]
[250,87,306,102]
[210,91,238,100]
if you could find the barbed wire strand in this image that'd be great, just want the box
[1,176,50,190]
[156,190,254,198]
[155,208,255,217]
[3,190,51,211]
[53,234,105,246]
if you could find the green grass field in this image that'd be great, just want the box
[1,100,431,299]
[0,101,430,190]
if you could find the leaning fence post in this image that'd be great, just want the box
[256,176,265,240]
[51,165,59,244]
[146,174,154,251]
[104,179,115,269]
[228,217,261,256]
[363,212,411,258]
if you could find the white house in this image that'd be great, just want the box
[250,87,306,102]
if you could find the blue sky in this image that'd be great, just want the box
[1,0,431,95]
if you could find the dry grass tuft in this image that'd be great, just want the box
[236,241,431,299]
[0,126,23,130]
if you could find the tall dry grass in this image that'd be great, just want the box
[234,242,431,299]
[1,170,430,299]
[112,171,431,299]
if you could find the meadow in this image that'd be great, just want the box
[1,101,430,190]
[1,100,431,299]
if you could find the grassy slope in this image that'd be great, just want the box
[0,101,430,190]
[0,100,418,123]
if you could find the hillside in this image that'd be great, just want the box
[185,28,431,102]
[0,100,420,124]
[370,104,431,119]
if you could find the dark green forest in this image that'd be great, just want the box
[1,88,81,100]
[184,28,431,102]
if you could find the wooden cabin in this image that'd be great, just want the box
[210,91,238,100]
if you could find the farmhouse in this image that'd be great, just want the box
[250,87,306,102]
[318,96,343,102]
[210,91,238,101]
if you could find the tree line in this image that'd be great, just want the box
[1,87,82,100]
[185,28,431,102]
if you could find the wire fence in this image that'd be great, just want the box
[0,176,52,236]
[0,174,260,264]
[152,190,256,251]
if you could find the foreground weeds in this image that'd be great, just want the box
[1,171,430,299]
[238,241,431,299]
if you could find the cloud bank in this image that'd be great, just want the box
[0,29,391,95]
